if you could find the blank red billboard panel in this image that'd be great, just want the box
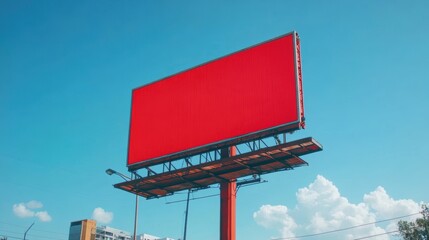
[128,32,304,169]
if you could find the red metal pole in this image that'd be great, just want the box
[220,146,236,240]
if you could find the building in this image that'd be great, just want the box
[136,234,175,240]
[137,233,158,240]
[69,219,174,240]
[69,219,97,240]
[95,226,131,240]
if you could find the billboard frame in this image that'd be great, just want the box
[127,31,304,171]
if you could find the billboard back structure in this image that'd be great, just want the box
[128,32,304,170]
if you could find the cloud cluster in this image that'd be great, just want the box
[13,200,52,222]
[253,175,422,240]
[254,205,297,238]
[92,207,113,224]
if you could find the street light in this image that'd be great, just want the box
[23,222,34,240]
[106,168,130,181]
[106,168,138,240]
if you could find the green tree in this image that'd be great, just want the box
[398,205,429,240]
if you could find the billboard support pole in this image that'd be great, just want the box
[220,146,236,240]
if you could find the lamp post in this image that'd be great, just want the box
[106,169,138,240]
[23,222,34,240]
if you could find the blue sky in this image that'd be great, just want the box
[1,1,428,240]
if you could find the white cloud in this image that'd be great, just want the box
[253,205,297,238]
[26,200,43,209]
[92,207,113,224]
[253,175,421,240]
[13,203,35,218]
[364,186,420,219]
[12,200,52,222]
[363,186,421,233]
[35,211,52,222]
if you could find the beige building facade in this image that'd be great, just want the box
[69,219,96,240]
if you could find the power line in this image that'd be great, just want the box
[271,212,422,240]
[25,233,67,240]
[0,235,24,240]
[0,221,67,236]
[353,230,399,240]
[0,231,66,240]
[354,217,429,240]
[0,227,67,240]
[165,193,220,204]
[0,229,26,235]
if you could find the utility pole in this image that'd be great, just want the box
[183,189,191,240]
[423,205,429,238]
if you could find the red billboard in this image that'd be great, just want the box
[128,31,304,170]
